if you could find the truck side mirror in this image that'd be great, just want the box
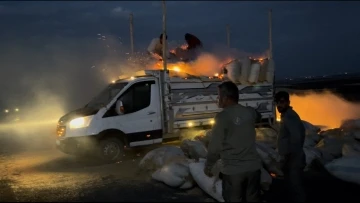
[116,100,125,115]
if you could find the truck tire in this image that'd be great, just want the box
[98,137,125,162]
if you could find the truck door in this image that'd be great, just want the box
[116,80,162,146]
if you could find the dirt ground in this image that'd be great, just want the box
[0,126,213,202]
[1,125,360,202]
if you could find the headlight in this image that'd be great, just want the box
[69,116,93,129]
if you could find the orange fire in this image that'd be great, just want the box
[276,91,360,130]
[149,53,228,77]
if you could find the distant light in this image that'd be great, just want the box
[130,76,135,80]
[4,109,9,113]
[111,80,116,83]
[15,108,19,112]
[214,73,219,77]
[210,120,215,125]
[188,122,193,127]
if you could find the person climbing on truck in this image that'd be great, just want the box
[204,81,262,202]
[147,33,169,61]
[172,33,203,62]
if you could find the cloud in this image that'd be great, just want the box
[111,6,131,17]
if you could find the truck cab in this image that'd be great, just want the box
[56,67,275,161]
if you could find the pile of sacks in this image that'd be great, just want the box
[138,119,360,202]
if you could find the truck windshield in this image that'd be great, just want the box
[86,82,128,108]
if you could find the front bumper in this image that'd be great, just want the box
[56,136,98,156]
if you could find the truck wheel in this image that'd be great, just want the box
[98,137,125,162]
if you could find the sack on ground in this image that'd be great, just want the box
[351,131,360,140]
[325,156,360,185]
[342,141,360,157]
[152,158,194,189]
[255,128,278,148]
[139,146,185,172]
[340,119,360,130]
[180,139,208,161]
[302,120,320,135]
[304,133,322,148]
[189,159,224,202]
[315,137,344,164]
[303,147,322,170]
[256,143,283,176]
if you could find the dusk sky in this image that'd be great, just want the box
[0,1,359,111]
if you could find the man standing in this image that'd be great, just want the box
[204,81,262,202]
[147,33,169,60]
[275,91,307,202]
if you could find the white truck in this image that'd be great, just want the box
[56,62,275,161]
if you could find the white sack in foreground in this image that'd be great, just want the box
[152,158,195,189]
[325,156,360,185]
[189,159,224,202]
[139,146,185,172]
[180,139,208,161]
[189,159,273,202]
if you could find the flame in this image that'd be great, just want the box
[276,90,360,130]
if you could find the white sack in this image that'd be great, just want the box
[189,159,224,202]
[139,146,185,172]
[304,133,322,148]
[256,143,283,176]
[180,139,208,161]
[315,137,344,164]
[255,128,278,148]
[224,60,242,83]
[189,159,272,202]
[239,57,251,84]
[352,131,360,140]
[302,120,320,135]
[303,147,322,170]
[342,142,360,157]
[340,118,360,130]
[152,158,194,189]
[325,156,360,185]
[248,63,260,83]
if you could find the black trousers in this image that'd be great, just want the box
[283,154,307,202]
[283,167,307,202]
[221,170,261,202]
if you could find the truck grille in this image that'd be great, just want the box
[56,124,66,138]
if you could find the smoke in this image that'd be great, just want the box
[287,90,360,129]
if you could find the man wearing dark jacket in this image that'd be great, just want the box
[204,81,262,202]
[275,91,307,202]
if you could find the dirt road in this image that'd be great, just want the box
[0,146,213,202]
[1,125,360,202]
[0,127,213,202]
